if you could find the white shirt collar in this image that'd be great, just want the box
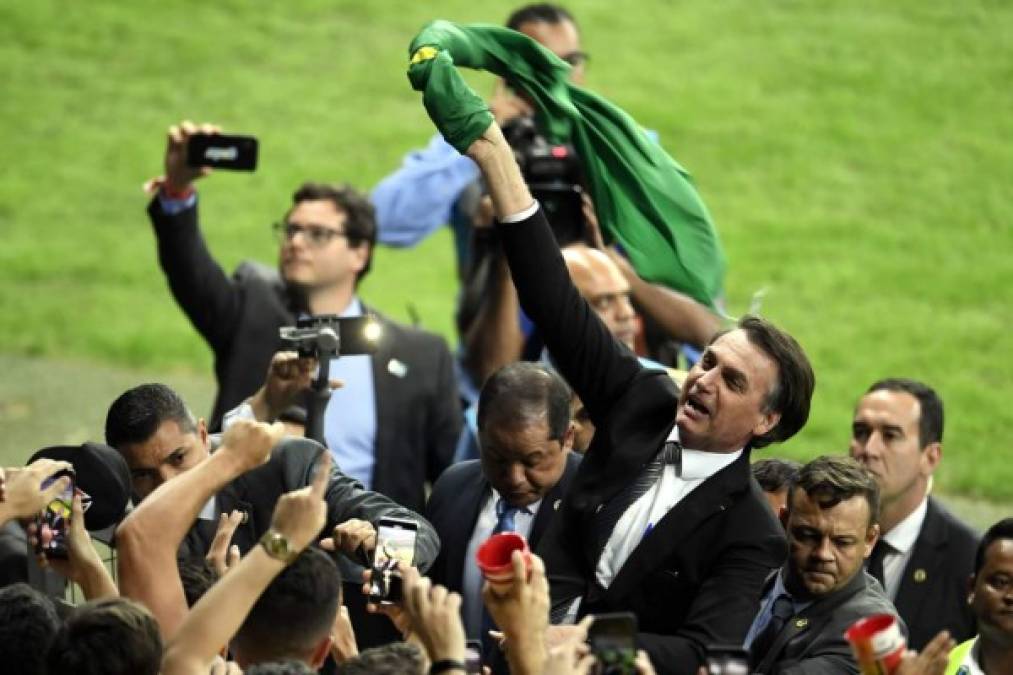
[489,487,541,516]
[882,496,928,555]
[340,296,363,318]
[666,426,744,480]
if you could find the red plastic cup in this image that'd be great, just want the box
[844,614,906,675]
[476,532,531,584]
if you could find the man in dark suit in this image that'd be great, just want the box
[145,121,460,512]
[745,455,898,674]
[446,115,814,674]
[426,362,581,645]
[107,383,438,647]
[849,378,980,649]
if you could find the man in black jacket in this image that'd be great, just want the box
[849,378,980,649]
[145,121,460,512]
[442,113,814,674]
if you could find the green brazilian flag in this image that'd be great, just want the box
[407,20,726,309]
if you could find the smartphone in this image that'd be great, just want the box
[186,133,259,171]
[704,644,750,675]
[368,518,418,604]
[34,469,75,559]
[465,640,483,674]
[588,612,637,675]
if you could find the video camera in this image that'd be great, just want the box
[279,314,381,359]
[502,116,586,247]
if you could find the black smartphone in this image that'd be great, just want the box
[368,518,418,604]
[33,469,75,559]
[704,644,750,675]
[465,640,483,674]
[186,133,259,171]
[588,612,637,675]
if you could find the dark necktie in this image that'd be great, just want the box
[866,539,891,587]
[481,498,526,655]
[594,440,682,556]
[749,594,794,666]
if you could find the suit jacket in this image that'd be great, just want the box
[751,570,900,675]
[892,497,979,650]
[425,453,582,593]
[148,198,461,511]
[498,209,787,675]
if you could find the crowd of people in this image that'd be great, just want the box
[2,4,1010,675]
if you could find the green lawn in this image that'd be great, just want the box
[1,0,1011,500]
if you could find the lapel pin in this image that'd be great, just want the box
[795,618,809,629]
[553,499,561,511]
[913,569,927,583]
[387,358,408,378]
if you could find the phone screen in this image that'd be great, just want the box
[185,133,259,171]
[705,644,750,675]
[35,470,75,558]
[588,612,637,675]
[369,519,418,604]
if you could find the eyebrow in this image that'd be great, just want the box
[131,446,187,473]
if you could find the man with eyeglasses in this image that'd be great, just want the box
[145,120,461,513]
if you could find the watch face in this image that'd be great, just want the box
[262,531,292,561]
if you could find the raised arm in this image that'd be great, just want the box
[116,420,283,638]
[162,455,330,675]
[147,120,242,351]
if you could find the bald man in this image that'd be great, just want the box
[561,244,637,350]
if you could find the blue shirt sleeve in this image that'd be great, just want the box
[157,190,197,215]
[370,133,481,248]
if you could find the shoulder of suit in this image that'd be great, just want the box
[431,460,482,492]
[363,307,451,348]
[926,497,981,546]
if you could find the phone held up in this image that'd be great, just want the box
[588,612,638,675]
[367,517,419,605]
[186,133,259,172]
[704,644,750,675]
[34,469,75,559]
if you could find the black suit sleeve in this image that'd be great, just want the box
[496,209,643,428]
[637,531,786,675]
[147,196,241,352]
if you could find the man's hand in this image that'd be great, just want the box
[31,493,118,599]
[895,630,954,675]
[268,452,330,553]
[329,605,359,664]
[320,518,376,562]
[249,351,342,423]
[542,616,594,675]
[361,568,414,639]
[218,419,284,475]
[481,551,551,675]
[402,565,466,663]
[205,510,243,576]
[0,459,72,524]
[164,120,219,193]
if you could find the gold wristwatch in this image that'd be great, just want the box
[259,529,298,564]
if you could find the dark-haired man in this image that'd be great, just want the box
[147,121,460,511]
[753,458,802,518]
[0,583,60,675]
[947,518,1013,674]
[849,378,979,649]
[46,597,163,675]
[440,108,814,674]
[426,362,581,646]
[745,456,897,673]
[108,382,438,644]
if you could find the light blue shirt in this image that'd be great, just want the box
[322,298,378,489]
[370,133,480,248]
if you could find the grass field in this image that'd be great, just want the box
[1,1,1011,502]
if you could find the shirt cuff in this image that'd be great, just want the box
[222,401,255,430]
[158,190,197,215]
[498,200,539,224]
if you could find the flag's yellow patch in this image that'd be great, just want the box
[410,46,439,65]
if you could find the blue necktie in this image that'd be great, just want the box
[749,594,794,666]
[482,498,525,656]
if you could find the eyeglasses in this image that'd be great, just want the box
[560,51,590,68]
[273,222,348,247]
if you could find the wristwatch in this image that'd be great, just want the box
[259,529,298,564]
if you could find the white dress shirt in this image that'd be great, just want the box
[595,427,742,589]
[462,489,540,638]
[879,496,928,599]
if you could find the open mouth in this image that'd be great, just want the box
[684,394,711,417]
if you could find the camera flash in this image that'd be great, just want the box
[363,320,382,343]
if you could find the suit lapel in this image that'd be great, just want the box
[604,453,750,602]
[446,470,489,591]
[214,482,258,554]
[892,498,943,619]
[531,454,577,548]
[369,313,395,494]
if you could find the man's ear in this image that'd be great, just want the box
[310,634,333,669]
[197,418,209,449]
[921,441,942,476]
[753,410,781,439]
[561,422,576,453]
[863,522,881,558]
